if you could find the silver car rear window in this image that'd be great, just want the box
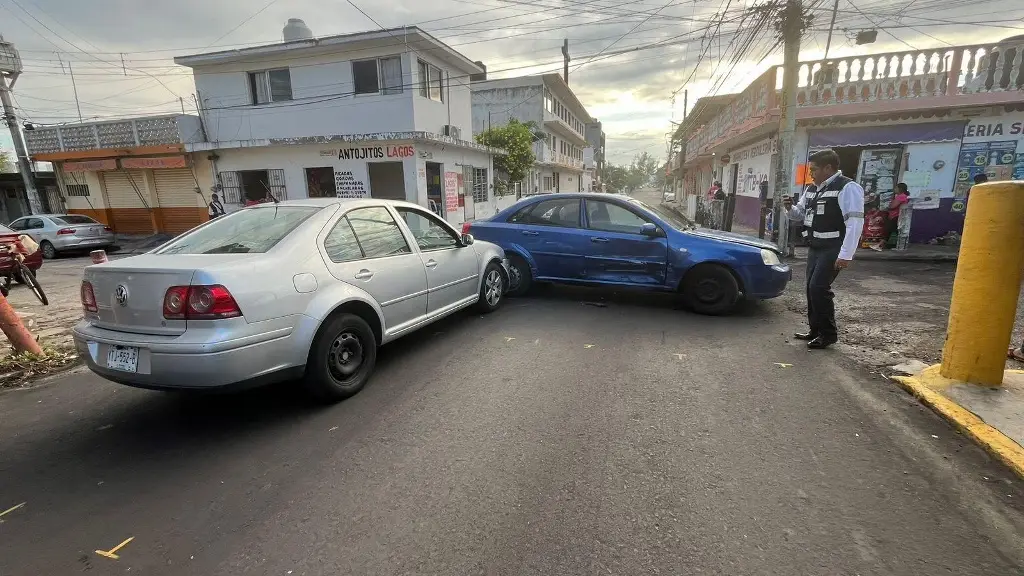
[156,206,321,255]
[53,215,99,225]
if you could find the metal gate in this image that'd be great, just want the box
[154,168,202,234]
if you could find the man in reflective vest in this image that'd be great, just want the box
[782,148,865,349]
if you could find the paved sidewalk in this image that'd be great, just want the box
[895,365,1024,480]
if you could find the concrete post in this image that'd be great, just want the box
[940,181,1024,386]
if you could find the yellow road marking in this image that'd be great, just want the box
[0,502,25,522]
[774,363,793,368]
[673,353,686,360]
[584,344,595,349]
[504,337,515,342]
[96,536,134,560]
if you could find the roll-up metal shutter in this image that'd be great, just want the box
[103,170,154,234]
[154,168,202,235]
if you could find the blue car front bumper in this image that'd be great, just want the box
[743,264,792,300]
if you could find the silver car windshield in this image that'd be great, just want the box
[157,206,321,255]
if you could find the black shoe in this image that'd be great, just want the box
[794,331,818,341]
[807,336,837,349]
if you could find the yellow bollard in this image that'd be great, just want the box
[940,181,1024,386]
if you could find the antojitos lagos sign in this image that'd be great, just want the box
[319,145,415,160]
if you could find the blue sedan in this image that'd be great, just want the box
[462,193,791,315]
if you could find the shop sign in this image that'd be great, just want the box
[953,140,1018,195]
[962,116,1024,139]
[335,166,369,198]
[63,159,117,172]
[731,137,777,196]
[120,155,188,169]
[444,172,459,214]
[319,146,415,160]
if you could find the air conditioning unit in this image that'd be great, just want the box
[443,125,462,139]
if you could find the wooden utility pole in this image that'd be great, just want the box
[772,0,802,252]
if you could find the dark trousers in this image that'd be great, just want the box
[806,245,842,339]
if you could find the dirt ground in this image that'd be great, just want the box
[782,257,1024,370]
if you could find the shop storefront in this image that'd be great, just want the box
[955,111,1024,192]
[805,120,965,244]
[725,136,777,229]
[205,136,505,228]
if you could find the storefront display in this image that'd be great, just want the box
[953,140,1017,196]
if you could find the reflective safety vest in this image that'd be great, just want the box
[802,174,851,249]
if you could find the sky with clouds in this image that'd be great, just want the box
[0,0,1021,168]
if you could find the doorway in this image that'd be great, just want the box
[426,162,442,216]
[368,162,406,201]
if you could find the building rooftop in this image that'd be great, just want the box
[472,73,593,122]
[173,25,484,75]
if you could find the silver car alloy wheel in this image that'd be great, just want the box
[485,269,503,307]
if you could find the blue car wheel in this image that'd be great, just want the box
[506,254,532,296]
[681,264,740,316]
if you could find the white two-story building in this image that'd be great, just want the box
[471,74,593,195]
[174,21,509,226]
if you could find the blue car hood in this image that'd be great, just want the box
[682,228,780,253]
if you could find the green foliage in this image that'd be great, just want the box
[604,152,662,193]
[0,150,12,173]
[475,119,537,197]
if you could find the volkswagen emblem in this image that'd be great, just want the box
[115,284,129,307]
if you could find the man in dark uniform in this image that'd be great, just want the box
[782,149,865,349]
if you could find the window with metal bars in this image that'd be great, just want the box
[65,184,90,197]
[472,168,488,203]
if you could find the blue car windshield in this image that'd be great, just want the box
[629,199,696,230]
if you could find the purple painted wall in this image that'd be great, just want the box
[733,195,763,230]
[909,199,965,243]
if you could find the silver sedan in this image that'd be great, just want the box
[9,213,115,259]
[72,198,510,401]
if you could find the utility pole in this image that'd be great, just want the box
[562,39,570,85]
[772,0,802,253]
[68,61,83,123]
[0,38,42,215]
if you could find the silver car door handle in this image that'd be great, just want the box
[590,237,610,243]
[354,269,374,280]
[424,260,438,268]
[521,230,539,236]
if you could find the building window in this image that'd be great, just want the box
[353,56,403,95]
[544,94,553,112]
[220,169,287,203]
[65,184,89,197]
[417,60,444,102]
[472,168,488,203]
[305,167,336,198]
[543,176,553,191]
[248,68,292,105]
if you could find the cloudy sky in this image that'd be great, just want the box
[0,0,1021,167]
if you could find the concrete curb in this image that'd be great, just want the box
[893,365,1024,481]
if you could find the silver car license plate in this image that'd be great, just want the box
[106,345,139,372]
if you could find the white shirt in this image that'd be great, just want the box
[787,170,865,260]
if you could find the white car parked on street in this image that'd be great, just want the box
[73,199,510,401]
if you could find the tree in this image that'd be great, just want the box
[474,119,537,197]
[602,163,630,193]
[627,151,660,190]
[0,150,12,173]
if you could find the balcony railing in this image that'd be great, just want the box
[534,142,584,170]
[684,37,1024,163]
[24,114,204,156]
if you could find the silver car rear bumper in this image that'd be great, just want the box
[72,317,305,390]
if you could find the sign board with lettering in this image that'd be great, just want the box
[63,159,117,172]
[335,165,370,199]
[121,155,189,169]
[730,136,778,197]
[444,172,459,214]
[319,146,415,161]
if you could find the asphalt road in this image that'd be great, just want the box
[2,285,1024,575]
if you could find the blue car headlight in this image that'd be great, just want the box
[760,249,781,266]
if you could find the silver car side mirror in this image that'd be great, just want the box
[461,233,475,246]
[640,223,660,237]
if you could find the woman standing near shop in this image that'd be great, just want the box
[884,183,910,248]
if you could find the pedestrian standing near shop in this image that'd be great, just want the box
[782,149,866,349]
[208,193,226,220]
